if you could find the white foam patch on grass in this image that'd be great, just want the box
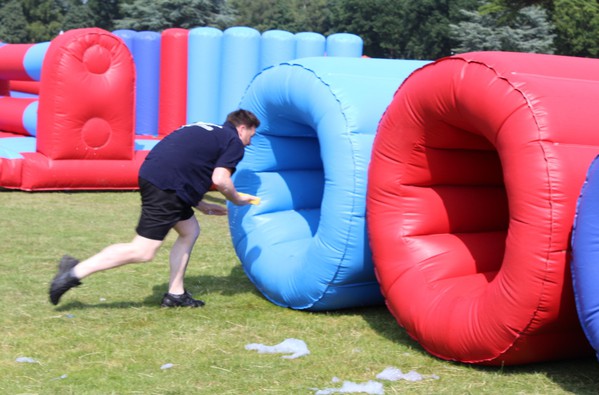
[312,366,440,393]
[376,366,439,381]
[245,338,310,359]
[15,357,38,363]
[245,338,440,393]
[314,380,384,395]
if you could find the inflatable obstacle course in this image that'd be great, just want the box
[0,27,363,191]
[367,51,599,365]
[0,28,139,190]
[0,40,48,136]
[112,27,364,134]
[228,57,429,311]
[3,26,599,367]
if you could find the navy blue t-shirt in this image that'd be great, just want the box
[139,121,244,205]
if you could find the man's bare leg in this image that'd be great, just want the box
[73,235,163,279]
[159,215,205,307]
[167,215,200,295]
[49,235,162,305]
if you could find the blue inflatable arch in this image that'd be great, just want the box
[571,154,599,360]
[228,57,429,310]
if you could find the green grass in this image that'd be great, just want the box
[1,190,598,394]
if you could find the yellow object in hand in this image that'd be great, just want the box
[239,192,261,205]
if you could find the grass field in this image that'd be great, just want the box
[1,190,598,394]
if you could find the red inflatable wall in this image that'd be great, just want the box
[37,28,134,160]
[367,52,599,365]
[0,97,36,136]
[0,28,140,191]
[9,80,40,95]
[158,28,188,137]
[0,43,37,81]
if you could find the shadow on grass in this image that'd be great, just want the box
[357,304,599,392]
[341,305,422,348]
[454,356,599,394]
[55,264,261,311]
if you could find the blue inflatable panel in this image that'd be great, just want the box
[219,27,260,122]
[229,57,429,310]
[187,27,223,124]
[23,42,50,81]
[132,31,161,135]
[261,30,295,70]
[134,139,160,151]
[295,32,325,58]
[22,100,37,136]
[112,29,136,52]
[326,33,363,57]
[571,154,599,360]
[0,136,36,159]
[9,91,38,99]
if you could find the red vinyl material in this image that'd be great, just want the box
[367,52,599,365]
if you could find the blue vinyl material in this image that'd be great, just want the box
[571,154,599,360]
[228,57,429,310]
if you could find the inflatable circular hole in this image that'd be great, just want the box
[229,58,427,310]
[82,45,111,74]
[82,118,111,148]
[367,51,596,365]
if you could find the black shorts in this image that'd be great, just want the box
[136,177,194,241]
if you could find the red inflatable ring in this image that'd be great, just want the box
[367,52,599,365]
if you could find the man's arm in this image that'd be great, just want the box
[212,167,256,206]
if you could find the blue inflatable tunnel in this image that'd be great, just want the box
[571,154,599,360]
[228,57,429,310]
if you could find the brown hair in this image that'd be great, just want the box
[226,109,260,129]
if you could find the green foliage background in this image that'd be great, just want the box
[0,0,597,59]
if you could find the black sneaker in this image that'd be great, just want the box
[161,290,205,308]
[49,255,82,305]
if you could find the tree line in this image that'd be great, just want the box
[0,0,597,59]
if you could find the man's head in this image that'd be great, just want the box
[227,109,260,146]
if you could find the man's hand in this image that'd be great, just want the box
[238,192,261,205]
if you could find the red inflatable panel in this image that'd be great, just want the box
[0,97,36,135]
[367,52,599,365]
[37,28,134,160]
[9,80,40,95]
[0,43,36,81]
[17,151,146,191]
[0,80,8,96]
[0,157,23,188]
[158,28,188,137]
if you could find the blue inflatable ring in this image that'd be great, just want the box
[228,57,428,310]
[571,154,599,360]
